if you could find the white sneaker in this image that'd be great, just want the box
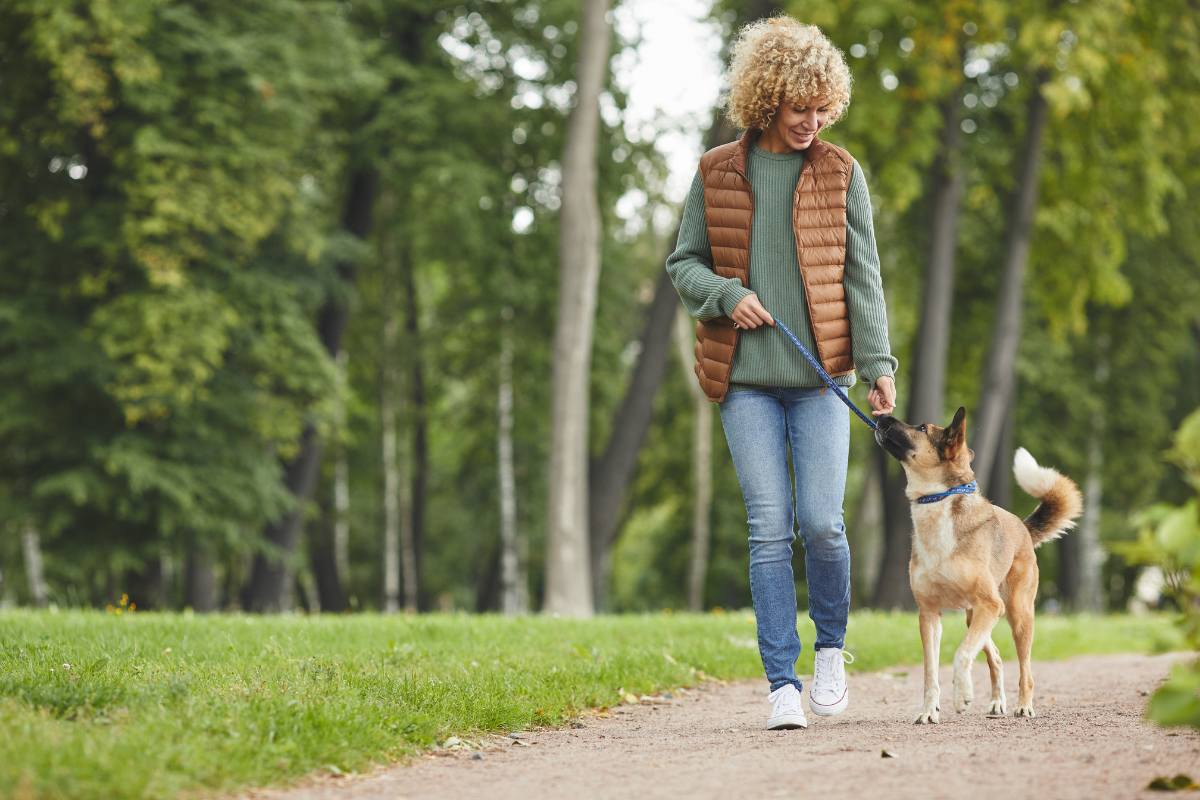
[766,683,808,730]
[809,647,854,717]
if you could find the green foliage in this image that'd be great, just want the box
[0,0,372,601]
[1113,408,1200,730]
[0,0,1197,616]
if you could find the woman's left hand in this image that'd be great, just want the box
[868,376,896,416]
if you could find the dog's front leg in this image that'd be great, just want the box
[915,607,942,724]
[953,599,1003,713]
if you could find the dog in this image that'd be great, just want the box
[874,407,1083,723]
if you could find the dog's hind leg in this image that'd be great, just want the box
[953,597,1003,713]
[982,636,1006,716]
[1009,577,1038,717]
[914,605,942,724]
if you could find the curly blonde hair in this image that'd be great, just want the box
[724,16,853,131]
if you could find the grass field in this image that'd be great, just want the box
[0,609,1185,799]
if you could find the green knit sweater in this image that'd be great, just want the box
[666,141,898,391]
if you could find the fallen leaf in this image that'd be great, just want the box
[1147,774,1197,792]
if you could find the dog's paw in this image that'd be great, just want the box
[953,674,973,713]
[986,698,1007,717]
[1013,704,1036,718]
[914,708,940,724]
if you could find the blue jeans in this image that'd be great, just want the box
[718,384,851,694]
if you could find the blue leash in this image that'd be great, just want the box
[771,320,878,431]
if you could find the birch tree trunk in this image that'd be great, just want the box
[498,306,527,614]
[972,71,1051,489]
[380,191,402,614]
[1062,351,1107,611]
[333,349,351,592]
[381,323,401,613]
[401,233,424,614]
[333,439,350,593]
[671,306,714,611]
[22,521,48,608]
[1077,426,1105,611]
[544,0,611,617]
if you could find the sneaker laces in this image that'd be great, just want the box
[814,648,855,687]
[770,684,802,716]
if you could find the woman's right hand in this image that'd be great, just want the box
[731,292,775,330]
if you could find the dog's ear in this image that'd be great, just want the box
[943,407,967,457]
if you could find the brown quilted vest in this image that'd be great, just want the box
[692,127,855,403]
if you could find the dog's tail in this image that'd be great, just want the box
[1012,447,1084,547]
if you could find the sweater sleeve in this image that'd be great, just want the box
[665,168,755,321]
[844,159,899,385]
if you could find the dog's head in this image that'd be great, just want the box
[874,407,975,486]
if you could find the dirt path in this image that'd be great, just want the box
[245,652,1199,800]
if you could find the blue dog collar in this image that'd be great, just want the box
[916,480,978,505]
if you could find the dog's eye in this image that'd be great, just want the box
[917,424,928,433]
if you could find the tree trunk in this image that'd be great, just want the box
[986,385,1016,508]
[545,0,611,617]
[907,85,967,426]
[21,522,48,608]
[587,121,740,610]
[874,80,967,609]
[498,307,528,614]
[400,233,423,614]
[243,166,379,612]
[848,452,883,600]
[184,540,218,612]
[871,447,915,608]
[331,419,350,599]
[381,338,402,613]
[296,569,320,613]
[1075,428,1105,611]
[309,487,348,612]
[585,0,784,609]
[672,306,715,611]
[972,71,1051,489]
[1062,350,1107,611]
[380,189,402,614]
[310,348,351,613]
[474,537,501,612]
[0,562,11,608]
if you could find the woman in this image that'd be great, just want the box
[665,16,898,731]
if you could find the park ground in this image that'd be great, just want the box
[244,652,1200,800]
[0,610,1193,799]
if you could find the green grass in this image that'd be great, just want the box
[0,609,1185,799]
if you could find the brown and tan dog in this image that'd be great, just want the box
[874,407,1083,723]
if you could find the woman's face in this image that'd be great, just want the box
[768,96,832,150]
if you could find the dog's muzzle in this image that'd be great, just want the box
[873,416,912,460]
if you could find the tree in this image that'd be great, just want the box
[544,0,613,617]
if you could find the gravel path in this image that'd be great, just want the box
[244,652,1199,800]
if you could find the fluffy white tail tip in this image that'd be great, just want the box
[1013,446,1059,497]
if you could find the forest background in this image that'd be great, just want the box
[1,0,1197,618]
